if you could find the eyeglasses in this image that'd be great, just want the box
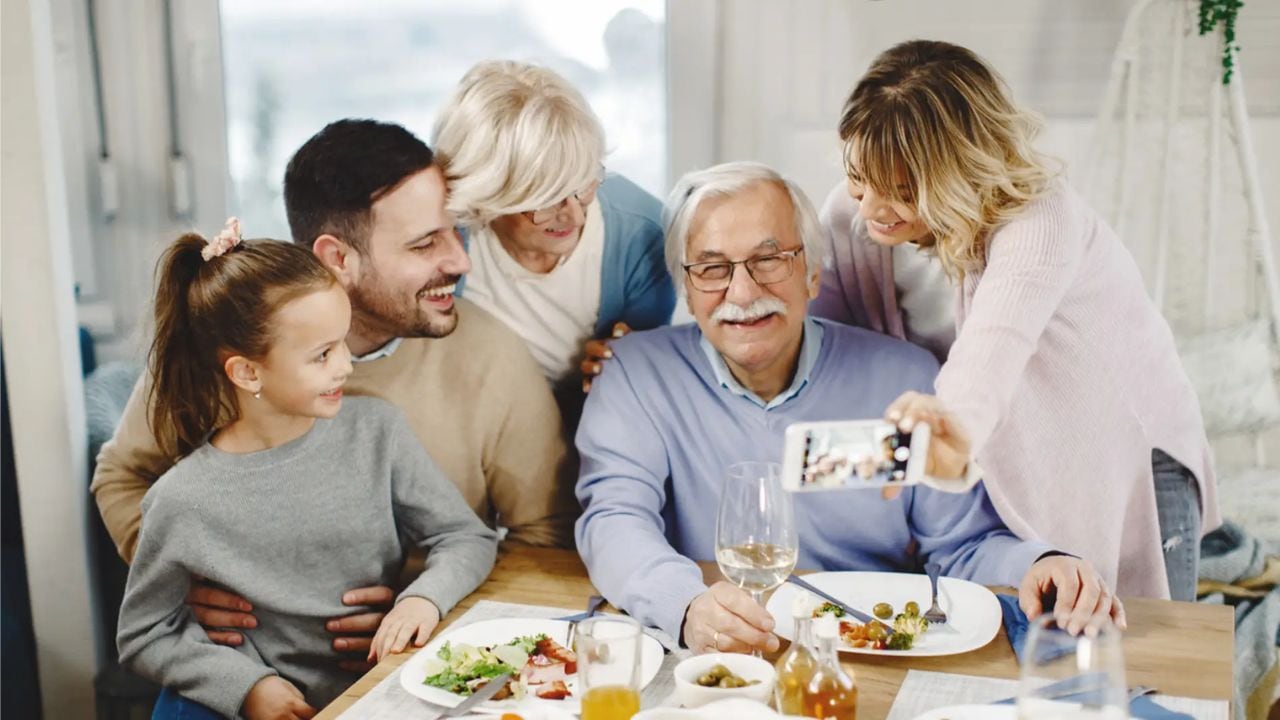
[522,166,607,225]
[682,248,805,292]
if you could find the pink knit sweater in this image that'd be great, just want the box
[813,181,1220,599]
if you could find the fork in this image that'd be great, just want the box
[923,562,948,625]
[566,594,606,649]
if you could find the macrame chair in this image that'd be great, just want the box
[1082,0,1279,535]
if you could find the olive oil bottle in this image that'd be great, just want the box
[802,616,858,719]
[775,597,819,714]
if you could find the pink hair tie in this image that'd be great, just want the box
[201,217,243,261]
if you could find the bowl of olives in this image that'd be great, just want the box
[672,653,775,708]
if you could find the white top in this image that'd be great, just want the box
[891,242,956,361]
[464,202,605,381]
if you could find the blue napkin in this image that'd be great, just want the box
[995,689,1194,720]
[994,594,1193,719]
[997,593,1030,663]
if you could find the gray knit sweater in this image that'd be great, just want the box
[116,397,498,717]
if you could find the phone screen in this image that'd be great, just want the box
[781,420,929,492]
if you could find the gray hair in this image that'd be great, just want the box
[662,162,826,293]
[432,60,606,228]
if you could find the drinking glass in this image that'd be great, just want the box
[715,461,799,655]
[576,615,644,720]
[1017,614,1128,720]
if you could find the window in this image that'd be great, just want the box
[219,0,667,238]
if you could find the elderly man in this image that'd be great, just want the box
[575,162,1123,654]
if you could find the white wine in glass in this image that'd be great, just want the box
[716,462,799,612]
[715,542,798,594]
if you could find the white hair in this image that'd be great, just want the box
[662,162,826,294]
[431,60,606,228]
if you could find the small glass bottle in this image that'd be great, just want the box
[802,616,858,719]
[774,596,819,714]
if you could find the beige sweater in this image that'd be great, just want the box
[92,299,576,563]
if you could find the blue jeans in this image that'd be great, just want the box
[1152,448,1202,602]
[151,688,226,720]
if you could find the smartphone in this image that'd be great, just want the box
[781,419,930,492]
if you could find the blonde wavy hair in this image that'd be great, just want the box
[431,60,606,229]
[839,40,1059,276]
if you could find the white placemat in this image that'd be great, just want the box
[884,669,1229,720]
[336,600,690,719]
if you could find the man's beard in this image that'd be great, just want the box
[349,268,461,340]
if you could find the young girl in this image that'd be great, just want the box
[813,40,1219,604]
[117,220,498,720]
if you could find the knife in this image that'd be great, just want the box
[434,671,514,719]
[787,574,894,635]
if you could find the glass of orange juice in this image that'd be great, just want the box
[576,615,643,720]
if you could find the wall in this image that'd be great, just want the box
[1,0,102,715]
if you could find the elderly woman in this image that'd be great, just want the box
[432,60,674,408]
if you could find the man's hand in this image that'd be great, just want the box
[369,596,441,662]
[881,391,971,500]
[682,582,780,655]
[1019,555,1127,636]
[242,676,316,720]
[581,322,631,393]
[187,578,256,646]
[326,585,395,673]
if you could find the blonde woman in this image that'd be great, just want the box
[814,40,1219,602]
[433,60,674,410]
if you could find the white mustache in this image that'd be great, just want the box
[711,297,788,324]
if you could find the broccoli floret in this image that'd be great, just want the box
[813,602,846,618]
[885,630,916,650]
[893,612,929,638]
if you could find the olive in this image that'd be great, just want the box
[709,664,730,679]
[697,673,718,687]
[873,602,894,619]
[867,622,888,642]
[904,601,920,616]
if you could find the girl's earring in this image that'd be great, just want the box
[254,390,262,400]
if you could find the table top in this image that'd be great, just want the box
[316,544,1234,719]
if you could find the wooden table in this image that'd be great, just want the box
[318,545,1234,719]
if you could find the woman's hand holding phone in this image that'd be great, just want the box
[883,391,971,499]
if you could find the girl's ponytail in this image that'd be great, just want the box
[147,234,234,457]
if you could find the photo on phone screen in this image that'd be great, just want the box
[781,420,929,492]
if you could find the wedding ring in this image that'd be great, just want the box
[711,631,721,651]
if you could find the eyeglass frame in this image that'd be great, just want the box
[681,247,806,293]
[521,166,607,225]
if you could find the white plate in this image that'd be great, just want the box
[399,617,664,712]
[911,704,1016,720]
[767,571,1001,658]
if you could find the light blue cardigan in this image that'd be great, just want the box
[458,173,676,339]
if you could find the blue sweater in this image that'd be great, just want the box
[574,320,1053,638]
[458,174,675,339]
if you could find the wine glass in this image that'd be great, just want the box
[715,461,799,654]
[1017,614,1128,719]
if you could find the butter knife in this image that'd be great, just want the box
[787,574,894,635]
[434,671,514,719]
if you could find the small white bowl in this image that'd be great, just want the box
[672,652,776,708]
